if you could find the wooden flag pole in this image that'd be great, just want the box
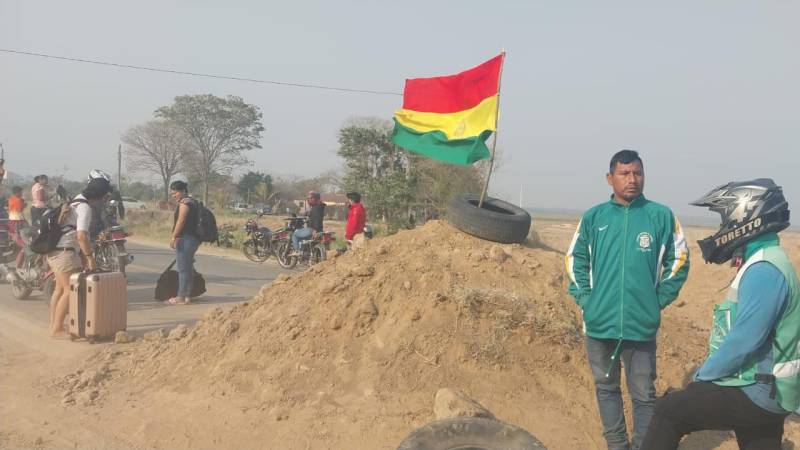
[478,51,506,209]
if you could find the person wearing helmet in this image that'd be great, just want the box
[345,192,366,242]
[86,169,124,237]
[291,191,325,254]
[641,179,798,450]
[565,150,690,450]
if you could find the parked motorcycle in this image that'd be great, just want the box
[242,213,277,262]
[276,229,336,269]
[94,224,133,274]
[5,226,54,300]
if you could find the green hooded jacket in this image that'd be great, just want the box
[566,195,690,341]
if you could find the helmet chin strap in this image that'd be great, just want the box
[731,247,744,269]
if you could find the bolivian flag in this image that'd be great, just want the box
[392,54,504,165]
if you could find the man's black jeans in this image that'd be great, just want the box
[641,381,788,450]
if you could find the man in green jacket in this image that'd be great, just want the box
[566,150,690,450]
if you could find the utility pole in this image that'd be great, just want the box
[117,144,122,196]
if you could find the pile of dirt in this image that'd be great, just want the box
[54,220,721,449]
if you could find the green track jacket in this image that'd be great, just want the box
[566,195,690,341]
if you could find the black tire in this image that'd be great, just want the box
[113,242,128,275]
[11,280,32,300]
[397,417,546,450]
[42,277,55,304]
[447,194,531,244]
[309,245,326,266]
[275,240,297,269]
[242,240,269,263]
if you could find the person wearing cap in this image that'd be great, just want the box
[291,191,325,254]
[565,150,690,450]
[642,179,799,450]
[345,192,366,242]
[48,177,111,338]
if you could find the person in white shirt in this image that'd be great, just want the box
[48,177,110,338]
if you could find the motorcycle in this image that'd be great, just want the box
[276,226,336,269]
[0,219,25,282]
[92,200,133,274]
[93,224,133,274]
[5,225,55,300]
[242,213,278,262]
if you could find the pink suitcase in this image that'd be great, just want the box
[68,271,127,342]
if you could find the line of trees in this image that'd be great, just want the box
[122,96,483,230]
[123,94,264,205]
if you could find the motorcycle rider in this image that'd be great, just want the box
[30,174,49,227]
[291,191,325,255]
[642,179,799,450]
[6,186,26,251]
[86,170,124,238]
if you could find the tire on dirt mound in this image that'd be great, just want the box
[447,194,531,244]
[397,417,547,450]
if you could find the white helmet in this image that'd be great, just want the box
[88,169,111,182]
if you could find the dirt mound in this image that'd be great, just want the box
[57,220,717,449]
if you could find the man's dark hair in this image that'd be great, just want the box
[346,192,361,203]
[170,180,189,192]
[609,149,643,174]
[11,186,22,195]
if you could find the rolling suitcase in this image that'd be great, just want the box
[68,271,128,343]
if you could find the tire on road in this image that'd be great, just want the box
[397,417,547,450]
[275,240,297,269]
[11,280,32,300]
[446,194,531,244]
[242,240,269,263]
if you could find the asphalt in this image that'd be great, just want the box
[0,241,289,341]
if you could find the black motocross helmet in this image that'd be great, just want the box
[691,178,790,264]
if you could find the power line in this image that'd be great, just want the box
[0,48,403,96]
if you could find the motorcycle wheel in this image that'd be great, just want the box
[98,243,127,275]
[11,280,32,300]
[113,242,128,275]
[275,240,297,269]
[42,277,55,304]
[242,240,270,263]
[309,245,326,266]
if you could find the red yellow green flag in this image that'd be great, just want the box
[392,54,504,165]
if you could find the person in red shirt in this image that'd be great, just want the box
[344,192,367,241]
[345,192,366,242]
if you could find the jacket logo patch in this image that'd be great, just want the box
[637,232,653,252]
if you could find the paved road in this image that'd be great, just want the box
[0,242,288,346]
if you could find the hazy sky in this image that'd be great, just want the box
[1,1,798,218]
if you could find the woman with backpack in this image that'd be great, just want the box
[48,177,110,337]
[30,174,49,227]
[167,180,200,305]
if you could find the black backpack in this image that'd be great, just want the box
[31,199,88,255]
[195,201,219,244]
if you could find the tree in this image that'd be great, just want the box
[121,120,187,201]
[155,94,265,204]
[412,156,483,217]
[236,171,273,203]
[337,117,415,229]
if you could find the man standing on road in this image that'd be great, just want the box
[565,149,690,450]
[291,191,325,254]
[345,192,366,242]
[642,179,798,450]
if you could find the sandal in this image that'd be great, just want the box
[166,297,186,305]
